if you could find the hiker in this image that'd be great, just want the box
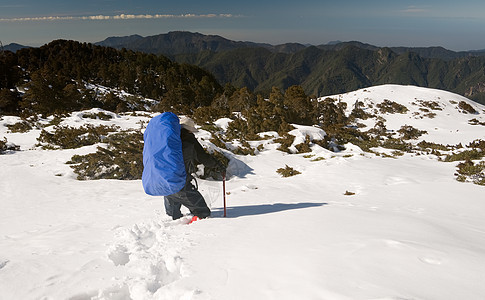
[163,116,226,220]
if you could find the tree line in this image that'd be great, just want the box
[0,39,342,134]
[0,40,221,116]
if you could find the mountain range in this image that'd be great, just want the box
[95,32,485,104]
[2,43,29,52]
[4,31,485,104]
[95,31,485,60]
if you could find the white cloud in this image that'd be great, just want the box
[0,13,236,22]
[400,6,429,14]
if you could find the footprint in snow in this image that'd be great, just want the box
[0,260,9,269]
[104,218,195,298]
[240,184,258,192]
[107,245,130,266]
[418,256,443,265]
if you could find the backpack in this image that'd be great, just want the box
[142,112,187,196]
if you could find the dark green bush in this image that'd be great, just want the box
[458,101,477,114]
[67,130,144,180]
[349,106,374,121]
[82,112,113,120]
[294,136,313,154]
[192,106,228,124]
[381,138,414,152]
[455,160,485,185]
[209,134,228,150]
[377,99,409,114]
[276,165,301,177]
[468,118,485,126]
[7,120,32,133]
[468,139,485,151]
[274,134,295,153]
[232,145,256,156]
[37,124,119,149]
[366,119,391,138]
[416,140,451,151]
[397,125,428,140]
[414,99,443,110]
[444,149,484,162]
[67,129,228,180]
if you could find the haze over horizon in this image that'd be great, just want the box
[1,0,485,51]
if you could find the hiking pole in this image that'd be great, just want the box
[223,171,227,217]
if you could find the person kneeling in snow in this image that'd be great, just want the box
[164,116,225,221]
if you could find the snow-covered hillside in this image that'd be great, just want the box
[324,84,484,145]
[1,85,484,299]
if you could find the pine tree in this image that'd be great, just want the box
[0,88,21,115]
[284,85,313,124]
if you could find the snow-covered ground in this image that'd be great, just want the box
[1,85,485,299]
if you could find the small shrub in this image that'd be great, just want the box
[197,149,229,180]
[414,100,443,111]
[48,115,64,127]
[458,101,477,114]
[391,150,405,157]
[424,112,437,119]
[350,137,380,153]
[275,134,295,153]
[192,106,227,124]
[417,140,451,151]
[7,121,32,133]
[397,125,428,140]
[295,143,312,153]
[311,157,326,162]
[381,138,413,152]
[468,118,485,126]
[83,112,113,120]
[468,140,485,151]
[276,165,301,177]
[377,99,409,114]
[0,137,20,153]
[444,149,484,162]
[67,130,144,180]
[366,119,391,138]
[37,124,119,149]
[455,160,485,185]
[200,123,221,133]
[295,136,312,154]
[380,152,398,159]
[232,145,255,156]
[349,104,375,120]
[209,134,228,150]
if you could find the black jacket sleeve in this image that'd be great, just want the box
[181,129,219,171]
[192,135,219,168]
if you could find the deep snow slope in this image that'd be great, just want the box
[0,85,484,300]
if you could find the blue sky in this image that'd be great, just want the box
[1,0,485,51]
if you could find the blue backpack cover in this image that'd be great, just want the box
[142,112,187,196]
